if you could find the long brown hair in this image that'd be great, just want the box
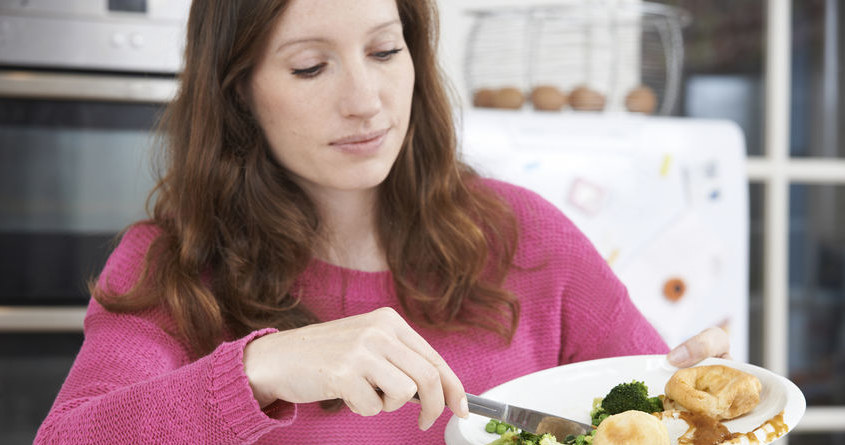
[95,0,519,359]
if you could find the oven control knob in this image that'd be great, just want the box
[130,33,145,49]
[111,32,127,48]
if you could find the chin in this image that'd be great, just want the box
[331,168,393,191]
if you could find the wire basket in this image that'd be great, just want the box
[464,1,690,115]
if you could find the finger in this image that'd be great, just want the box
[368,365,418,413]
[374,307,468,419]
[379,338,446,430]
[391,322,468,419]
[340,378,384,417]
[668,327,731,367]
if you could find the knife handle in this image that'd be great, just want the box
[466,393,507,420]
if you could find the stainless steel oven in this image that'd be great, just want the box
[0,2,189,442]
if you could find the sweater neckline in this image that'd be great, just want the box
[297,257,396,298]
[307,257,391,277]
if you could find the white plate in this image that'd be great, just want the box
[445,355,805,445]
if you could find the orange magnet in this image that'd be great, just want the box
[663,277,686,302]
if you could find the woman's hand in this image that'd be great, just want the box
[242,307,469,430]
[667,326,731,368]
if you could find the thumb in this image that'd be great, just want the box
[668,327,730,368]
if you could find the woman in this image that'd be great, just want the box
[35,0,729,443]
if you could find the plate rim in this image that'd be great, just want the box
[444,354,806,445]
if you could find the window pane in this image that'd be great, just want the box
[791,0,844,158]
[788,184,845,406]
[749,182,765,367]
[652,0,765,156]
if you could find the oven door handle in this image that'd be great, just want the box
[0,70,177,103]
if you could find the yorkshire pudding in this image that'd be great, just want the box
[664,365,762,420]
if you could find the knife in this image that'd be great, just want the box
[466,393,593,438]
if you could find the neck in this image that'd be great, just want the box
[307,187,388,272]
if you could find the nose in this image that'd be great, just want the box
[338,60,382,120]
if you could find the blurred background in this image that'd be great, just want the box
[0,1,842,444]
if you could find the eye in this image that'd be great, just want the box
[372,47,403,61]
[291,63,327,79]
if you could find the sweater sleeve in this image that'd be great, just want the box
[558,222,670,364]
[34,224,295,444]
[34,301,293,444]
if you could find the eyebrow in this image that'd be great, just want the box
[275,18,403,52]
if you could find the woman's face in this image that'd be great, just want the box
[246,0,415,197]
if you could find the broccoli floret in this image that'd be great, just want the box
[517,430,542,444]
[589,397,608,426]
[648,396,663,413]
[538,433,564,445]
[482,421,566,445]
[485,425,565,445]
[487,430,519,445]
[600,380,662,416]
[509,431,564,445]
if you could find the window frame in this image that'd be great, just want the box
[757,0,845,438]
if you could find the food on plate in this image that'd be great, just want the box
[530,85,568,111]
[568,85,605,111]
[654,409,734,445]
[559,380,663,445]
[664,365,762,420]
[473,88,497,108]
[560,428,596,445]
[591,380,663,425]
[483,367,781,445]
[492,87,526,110]
[486,419,517,435]
[487,428,564,445]
[592,410,670,445]
[625,85,658,114]
[484,418,596,445]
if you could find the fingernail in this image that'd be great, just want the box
[460,396,469,418]
[668,345,690,365]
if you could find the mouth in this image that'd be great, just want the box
[329,128,391,155]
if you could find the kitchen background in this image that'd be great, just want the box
[0,1,843,444]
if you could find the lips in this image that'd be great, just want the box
[329,128,390,155]
[330,128,390,146]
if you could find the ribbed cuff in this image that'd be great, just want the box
[210,328,296,443]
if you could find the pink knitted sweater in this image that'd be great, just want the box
[35,179,668,444]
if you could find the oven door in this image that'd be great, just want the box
[0,70,175,443]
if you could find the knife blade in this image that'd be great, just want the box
[466,393,593,438]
